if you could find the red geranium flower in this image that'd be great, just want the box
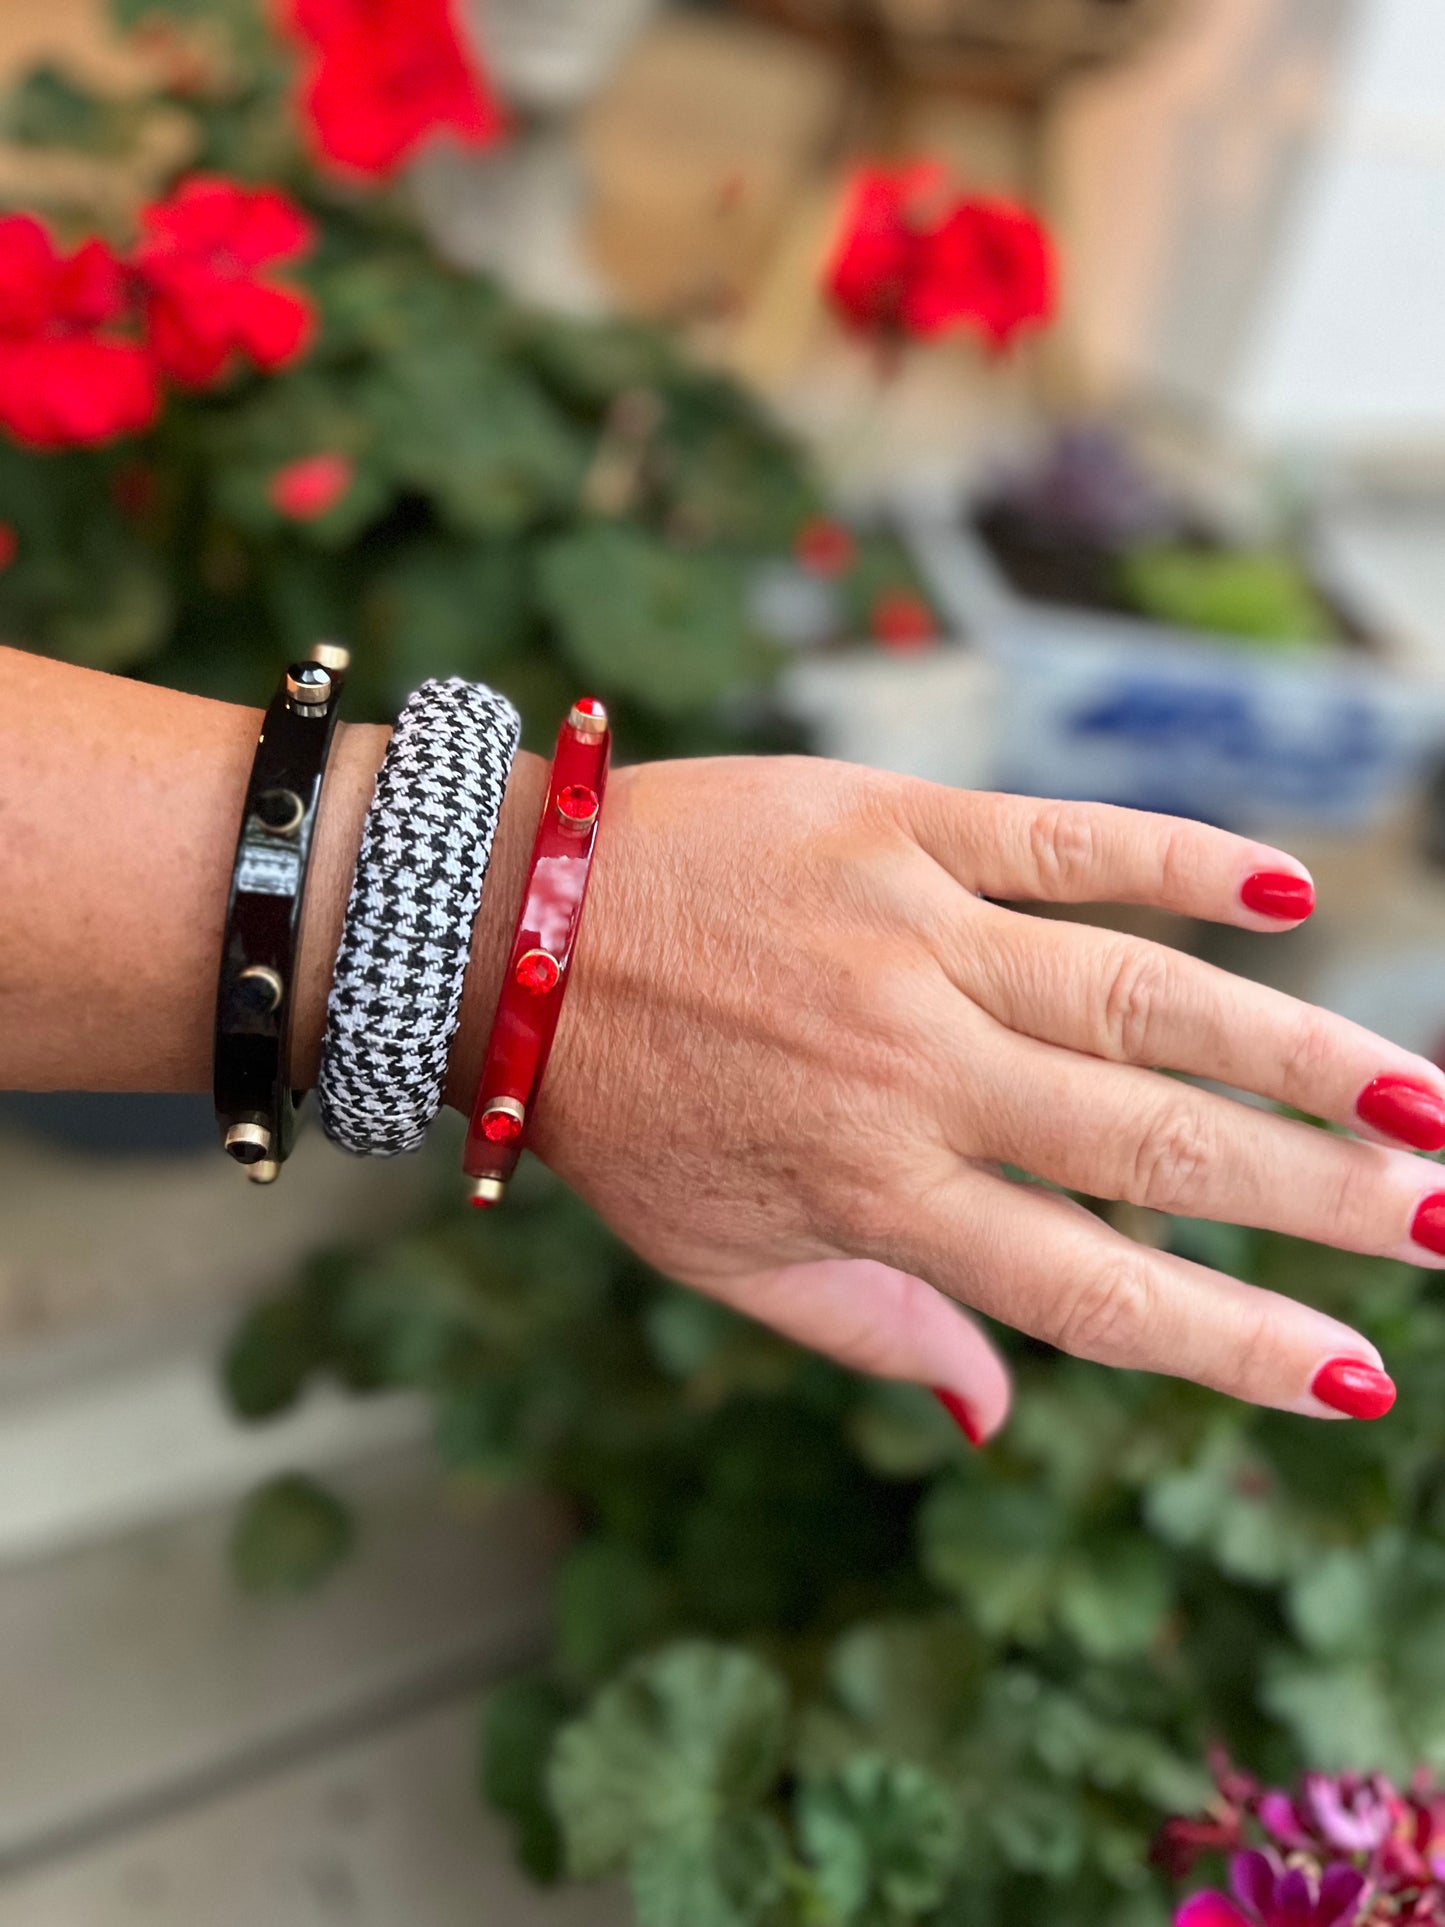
[823,163,1057,353]
[825,164,943,337]
[284,0,506,181]
[135,177,315,389]
[872,589,936,651]
[270,451,354,520]
[795,515,856,578]
[0,217,157,450]
[912,196,1055,350]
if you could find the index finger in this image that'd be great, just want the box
[905,788,1316,929]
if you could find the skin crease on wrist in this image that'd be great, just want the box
[8,644,1445,1443]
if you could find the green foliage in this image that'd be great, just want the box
[208,1163,1445,1925]
[798,1756,963,1924]
[0,42,822,745]
[230,1473,354,1595]
[1116,543,1336,648]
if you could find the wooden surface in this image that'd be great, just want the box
[0,1444,624,1924]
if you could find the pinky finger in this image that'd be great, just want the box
[690,1257,1013,1444]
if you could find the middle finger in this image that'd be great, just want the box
[948,1025,1445,1268]
[945,897,1445,1154]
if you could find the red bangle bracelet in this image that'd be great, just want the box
[463,696,611,1206]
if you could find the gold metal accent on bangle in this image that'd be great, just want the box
[468,1175,508,1206]
[224,1121,271,1162]
[255,787,305,836]
[238,964,285,1013]
[556,790,599,831]
[567,700,608,737]
[286,665,333,710]
[247,1159,281,1185]
[309,641,351,673]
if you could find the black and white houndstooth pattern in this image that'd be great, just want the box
[318,679,520,1156]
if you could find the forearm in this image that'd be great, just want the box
[0,646,547,1103]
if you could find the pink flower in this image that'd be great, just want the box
[270,452,354,520]
[1178,1851,1369,1927]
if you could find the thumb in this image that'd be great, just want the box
[692,1256,1013,1445]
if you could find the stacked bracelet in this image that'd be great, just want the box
[463,697,611,1207]
[318,678,521,1157]
[213,642,350,1184]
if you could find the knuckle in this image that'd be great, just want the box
[1101,942,1174,1062]
[1155,817,1202,901]
[1049,1254,1155,1361]
[1312,1143,1382,1249]
[1027,801,1099,894]
[1279,1007,1339,1108]
[830,1180,905,1257]
[1130,1104,1216,1213]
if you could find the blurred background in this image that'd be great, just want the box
[5,1,1445,1923]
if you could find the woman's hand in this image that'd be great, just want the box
[532,756,1445,1440]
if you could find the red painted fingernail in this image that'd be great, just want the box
[1240,870,1315,920]
[932,1387,983,1446]
[1412,1193,1445,1255]
[1357,1075,1445,1151]
[1311,1357,1396,1420]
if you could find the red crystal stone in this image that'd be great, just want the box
[468,1192,499,1210]
[557,782,598,823]
[515,948,560,995]
[573,696,604,717]
[481,1108,523,1144]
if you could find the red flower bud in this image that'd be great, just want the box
[270,452,355,521]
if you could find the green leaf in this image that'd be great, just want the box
[631,1812,790,1927]
[362,345,584,537]
[557,1540,674,1686]
[919,1476,1066,1642]
[1262,1655,1407,1775]
[799,1755,962,1924]
[222,1292,325,1421]
[1143,1426,1311,1585]
[361,536,533,702]
[537,525,765,714]
[229,1475,354,1596]
[481,1675,573,1882]
[821,1615,984,1767]
[549,1642,789,1878]
[1055,1536,1171,1661]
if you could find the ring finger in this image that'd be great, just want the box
[948,1023,1445,1268]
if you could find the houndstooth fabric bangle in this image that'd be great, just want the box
[318,678,521,1156]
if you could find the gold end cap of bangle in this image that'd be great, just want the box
[310,640,351,673]
[225,1120,272,1164]
[286,663,333,710]
[568,697,608,738]
[479,1096,526,1144]
[247,1159,281,1185]
[467,1175,508,1209]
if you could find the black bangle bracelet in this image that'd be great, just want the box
[213,643,349,1183]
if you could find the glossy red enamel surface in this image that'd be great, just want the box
[463,703,611,1188]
